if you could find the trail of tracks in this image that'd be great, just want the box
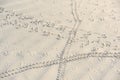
[55,0,81,80]
[0,52,120,79]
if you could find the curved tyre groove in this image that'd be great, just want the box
[0,52,120,79]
